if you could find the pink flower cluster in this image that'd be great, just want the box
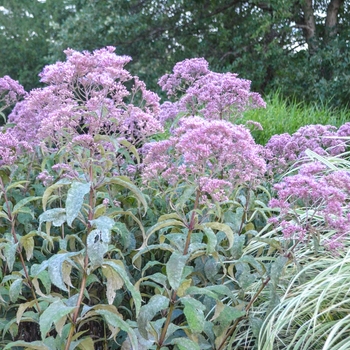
[269,161,350,250]
[158,58,266,123]
[142,116,266,201]
[0,76,27,109]
[265,124,350,175]
[6,47,162,146]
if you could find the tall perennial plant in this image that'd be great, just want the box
[0,49,348,350]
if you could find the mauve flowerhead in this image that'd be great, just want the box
[142,116,266,201]
[269,161,350,251]
[0,76,26,110]
[158,58,265,125]
[265,124,348,175]
[6,47,162,148]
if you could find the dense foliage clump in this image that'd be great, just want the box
[0,48,349,350]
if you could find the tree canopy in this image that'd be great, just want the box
[0,0,349,106]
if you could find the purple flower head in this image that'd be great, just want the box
[0,76,26,111]
[6,47,161,148]
[270,162,350,251]
[142,116,266,200]
[158,58,210,97]
[265,124,348,175]
[158,58,265,125]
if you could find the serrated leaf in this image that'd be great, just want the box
[102,265,124,304]
[66,181,91,227]
[47,252,79,292]
[175,185,197,209]
[21,234,35,260]
[181,296,205,333]
[9,278,23,303]
[3,233,17,272]
[171,338,200,350]
[39,208,66,229]
[146,219,185,241]
[203,222,234,249]
[42,178,71,211]
[76,336,94,350]
[158,213,182,222]
[213,305,245,337]
[5,180,29,192]
[0,210,9,221]
[95,309,138,349]
[102,177,147,214]
[138,295,169,339]
[87,229,108,267]
[166,251,188,291]
[12,196,41,215]
[103,260,141,315]
[40,300,75,338]
[177,278,192,297]
[270,255,288,288]
[4,340,50,350]
[202,226,217,254]
[17,300,37,324]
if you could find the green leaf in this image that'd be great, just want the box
[166,251,188,291]
[5,180,30,192]
[102,176,147,214]
[102,265,124,304]
[39,300,76,338]
[213,305,245,337]
[87,229,109,267]
[146,219,186,242]
[20,232,36,260]
[103,260,142,315]
[95,309,138,349]
[202,226,217,254]
[171,338,200,350]
[42,178,71,211]
[202,222,234,249]
[89,216,114,235]
[270,256,288,288]
[3,233,17,272]
[175,185,197,209]
[158,213,183,222]
[9,278,23,303]
[75,336,94,350]
[138,295,169,339]
[4,341,50,350]
[12,196,41,215]
[0,210,9,221]
[181,296,206,333]
[66,181,91,227]
[39,208,66,228]
[46,252,79,291]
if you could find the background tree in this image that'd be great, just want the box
[0,0,349,106]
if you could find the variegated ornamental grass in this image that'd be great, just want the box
[0,48,350,350]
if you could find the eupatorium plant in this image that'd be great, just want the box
[265,123,350,175]
[158,57,266,124]
[6,46,162,148]
[142,115,266,202]
[269,161,350,250]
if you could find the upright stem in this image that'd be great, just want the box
[183,189,200,255]
[0,177,40,312]
[157,190,201,348]
[217,276,271,350]
[65,166,94,350]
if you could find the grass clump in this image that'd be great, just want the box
[244,91,350,145]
